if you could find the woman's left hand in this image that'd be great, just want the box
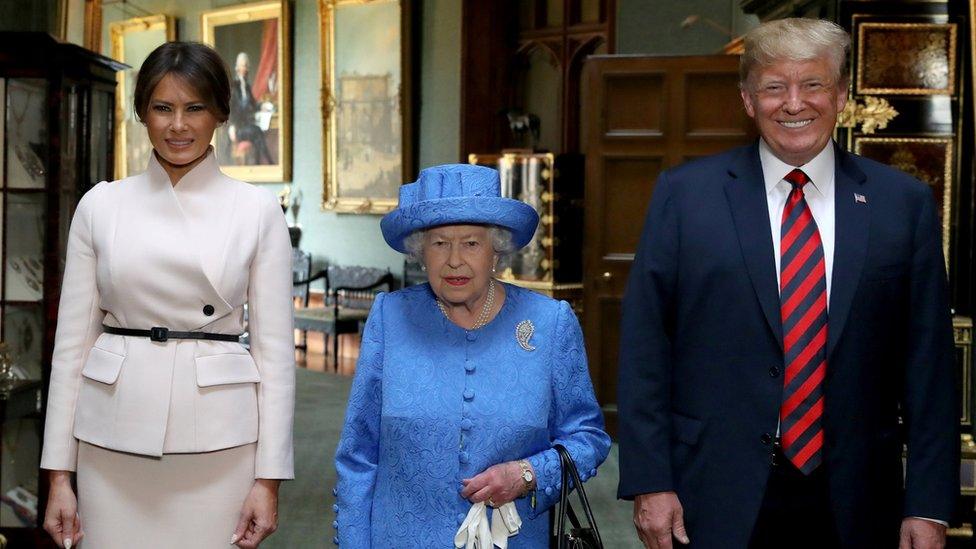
[461,461,531,507]
[231,479,281,548]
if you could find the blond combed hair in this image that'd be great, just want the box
[740,18,851,88]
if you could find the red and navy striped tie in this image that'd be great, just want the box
[779,168,826,474]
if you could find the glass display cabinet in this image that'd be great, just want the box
[468,151,584,312]
[0,32,123,547]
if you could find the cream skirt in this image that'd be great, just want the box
[76,441,255,549]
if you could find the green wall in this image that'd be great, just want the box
[14,0,751,275]
[99,0,461,276]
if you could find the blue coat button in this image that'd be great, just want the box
[460,451,470,463]
[463,388,475,400]
[457,513,466,524]
[332,520,339,529]
[466,332,477,341]
[332,504,339,513]
[332,487,338,496]
[545,486,553,496]
[460,418,474,430]
[464,363,475,373]
[590,468,597,477]
[332,536,339,545]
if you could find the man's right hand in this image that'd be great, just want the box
[43,471,83,549]
[633,491,690,549]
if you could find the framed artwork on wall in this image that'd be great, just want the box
[856,22,957,95]
[319,0,413,214]
[110,14,175,179]
[202,0,291,183]
[853,136,953,265]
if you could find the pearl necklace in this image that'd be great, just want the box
[437,279,496,330]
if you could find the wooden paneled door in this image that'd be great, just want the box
[581,55,754,436]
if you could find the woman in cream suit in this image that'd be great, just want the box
[40,42,295,549]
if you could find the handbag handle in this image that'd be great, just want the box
[554,444,603,548]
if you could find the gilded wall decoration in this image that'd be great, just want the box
[320,0,408,214]
[853,137,952,263]
[110,15,175,179]
[857,22,957,95]
[201,1,292,183]
[836,96,898,134]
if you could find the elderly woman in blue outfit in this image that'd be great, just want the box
[334,164,610,547]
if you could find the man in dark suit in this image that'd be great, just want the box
[617,18,958,549]
[228,51,274,165]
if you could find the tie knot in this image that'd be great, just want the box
[784,169,810,190]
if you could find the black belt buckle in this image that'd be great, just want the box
[150,327,169,342]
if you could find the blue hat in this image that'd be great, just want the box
[381,164,539,253]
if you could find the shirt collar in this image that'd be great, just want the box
[146,146,220,190]
[759,139,834,197]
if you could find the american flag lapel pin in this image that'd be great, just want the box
[854,193,867,204]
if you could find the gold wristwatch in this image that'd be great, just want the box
[517,459,534,491]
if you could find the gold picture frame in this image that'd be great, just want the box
[856,22,957,95]
[110,14,175,179]
[202,0,292,183]
[853,137,952,265]
[320,0,409,214]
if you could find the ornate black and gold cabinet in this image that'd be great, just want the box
[468,151,585,312]
[0,32,123,547]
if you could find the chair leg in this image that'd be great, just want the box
[332,332,340,372]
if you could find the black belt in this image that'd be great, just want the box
[102,325,241,343]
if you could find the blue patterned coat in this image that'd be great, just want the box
[334,282,610,547]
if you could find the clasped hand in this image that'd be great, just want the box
[461,461,533,507]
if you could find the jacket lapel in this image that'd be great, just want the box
[143,152,233,327]
[725,142,783,351]
[826,146,869,359]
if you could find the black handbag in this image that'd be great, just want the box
[552,444,603,549]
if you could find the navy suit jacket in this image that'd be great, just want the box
[616,141,958,548]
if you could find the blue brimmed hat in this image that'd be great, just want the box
[381,164,539,253]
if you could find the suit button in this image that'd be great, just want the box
[463,389,475,400]
[203,304,215,316]
[760,432,773,445]
[457,513,466,524]
[769,366,780,378]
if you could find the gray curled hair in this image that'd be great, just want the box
[402,225,516,264]
[739,18,850,87]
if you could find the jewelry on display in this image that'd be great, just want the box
[8,84,46,179]
[436,278,496,330]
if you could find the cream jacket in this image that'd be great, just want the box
[40,151,295,479]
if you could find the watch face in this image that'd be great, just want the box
[522,470,533,482]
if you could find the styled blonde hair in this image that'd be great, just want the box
[740,18,850,88]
